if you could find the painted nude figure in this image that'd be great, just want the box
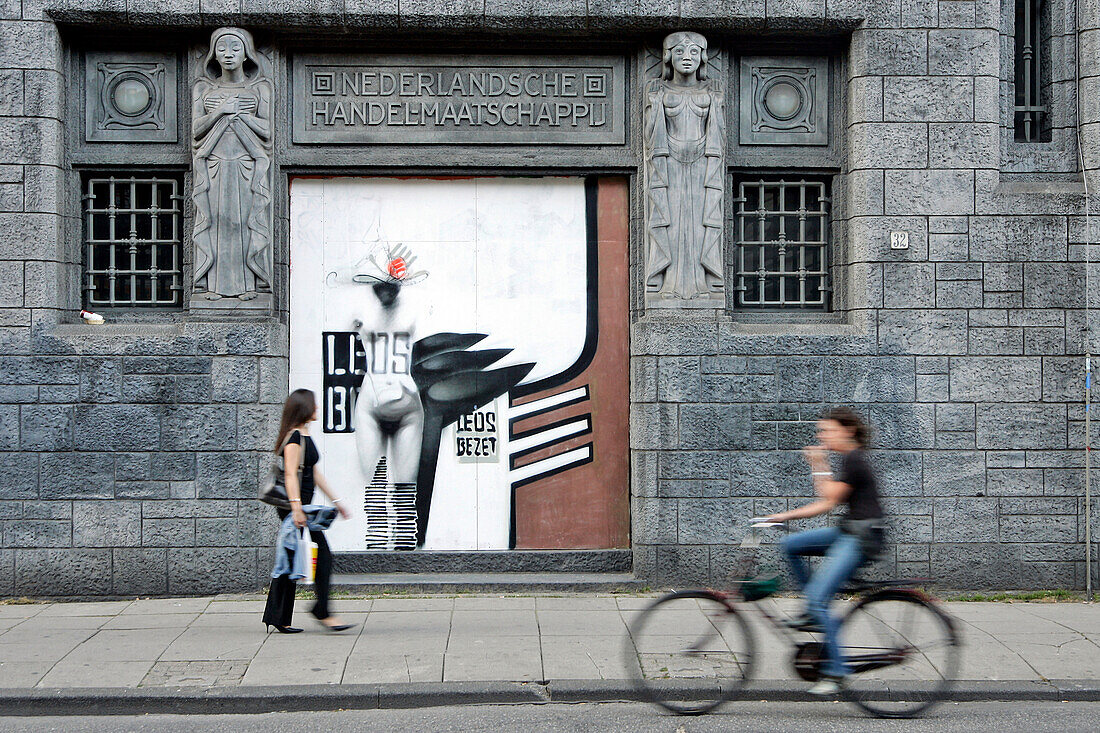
[192,27,273,300]
[644,31,725,300]
[351,251,425,487]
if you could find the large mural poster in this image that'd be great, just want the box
[289,176,628,552]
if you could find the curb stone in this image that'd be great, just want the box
[2,680,1099,716]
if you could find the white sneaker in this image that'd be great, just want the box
[808,676,845,696]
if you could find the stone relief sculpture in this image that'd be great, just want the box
[191,27,273,301]
[644,31,725,302]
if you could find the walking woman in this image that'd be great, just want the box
[764,407,886,695]
[262,388,354,633]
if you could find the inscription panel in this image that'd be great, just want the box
[292,54,627,145]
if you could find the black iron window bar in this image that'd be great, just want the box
[734,178,830,309]
[83,175,183,307]
[1014,0,1050,143]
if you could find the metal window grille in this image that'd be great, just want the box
[734,178,830,309]
[82,174,183,307]
[1014,0,1050,143]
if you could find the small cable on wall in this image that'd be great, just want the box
[1074,0,1094,599]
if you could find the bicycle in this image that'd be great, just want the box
[623,521,960,719]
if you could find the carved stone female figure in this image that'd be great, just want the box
[192,27,273,300]
[644,32,725,300]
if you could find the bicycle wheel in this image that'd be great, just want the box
[838,589,959,718]
[624,590,755,715]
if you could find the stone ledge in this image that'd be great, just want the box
[333,549,632,574]
[1,679,1098,716]
[40,0,868,33]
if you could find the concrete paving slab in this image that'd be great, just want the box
[353,629,448,655]
[452,596,535,610]
[0,605,47,619]
[620,607,712,635]
[252,625,365,660]
[140,660,248,687]
[343,652,444,684]
[3,618,100,639]
[946,603,1051,631]
[36,602,132,617]
[536,610,628,636]
[37,660,155,688]
[204,601,269,614]
[443,635,542,682]
[369,598,454,612]
[328,599,373,612]
[0,641,85,664]
[535,596,621,611]
[61,628,184,663]
[188,613,265,630]
[955,634,1039,680]
[159,627,267,661]
[0,661,51,687]
[120,598,211,615]
[614,597,662,611]
[450,609,537,636]
[240,655,347,686]
[1015,603,1100,634]
[541,636,634,679]
[9,615,112,630]
[996,635,1100,679]
[100,613,199,630]
[361,610,451,638]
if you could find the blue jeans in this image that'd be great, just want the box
[781,526,864,678]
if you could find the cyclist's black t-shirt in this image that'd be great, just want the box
[837,449,884,521]
[283,430,319,504]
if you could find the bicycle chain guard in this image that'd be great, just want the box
[792,641,825,682]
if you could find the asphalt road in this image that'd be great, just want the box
[4,701,1100,732]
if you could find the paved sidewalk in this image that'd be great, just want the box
[0,593,1097,713]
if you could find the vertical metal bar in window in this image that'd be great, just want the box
[798,183,807,307]
[131,177,142,303]
[737,185,745,306]
[757,180,767,305]
[172,181,182,305]
[83,182,95,304]
[1022,0,1033,142]
[774,181,783,306]
[1033,1,1042,137]
[107,177,118,306]
[149,179,159,304]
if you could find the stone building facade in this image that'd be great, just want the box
[0,1,1097,596]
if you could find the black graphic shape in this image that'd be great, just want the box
[411,332,534,548]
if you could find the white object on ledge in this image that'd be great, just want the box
[79,309,105,325]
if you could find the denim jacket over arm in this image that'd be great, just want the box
[270,505,337,580]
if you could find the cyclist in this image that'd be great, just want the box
[763,406,885,696]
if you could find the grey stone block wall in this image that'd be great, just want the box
[630,0,1100,592]
[0,325,288,596]
[0,1,1097,595]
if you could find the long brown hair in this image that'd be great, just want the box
[274,388,316,452]
[824,406,871,448]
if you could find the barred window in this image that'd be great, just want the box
[1014,0,1051,142]
[734,178,830,309]
[82,174,184,308]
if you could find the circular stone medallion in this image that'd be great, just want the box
[112,77,152,116]
[763,81,802,120]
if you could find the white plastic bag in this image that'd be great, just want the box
[297,527,318,585]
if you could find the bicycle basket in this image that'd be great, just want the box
[739,572,782,601]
